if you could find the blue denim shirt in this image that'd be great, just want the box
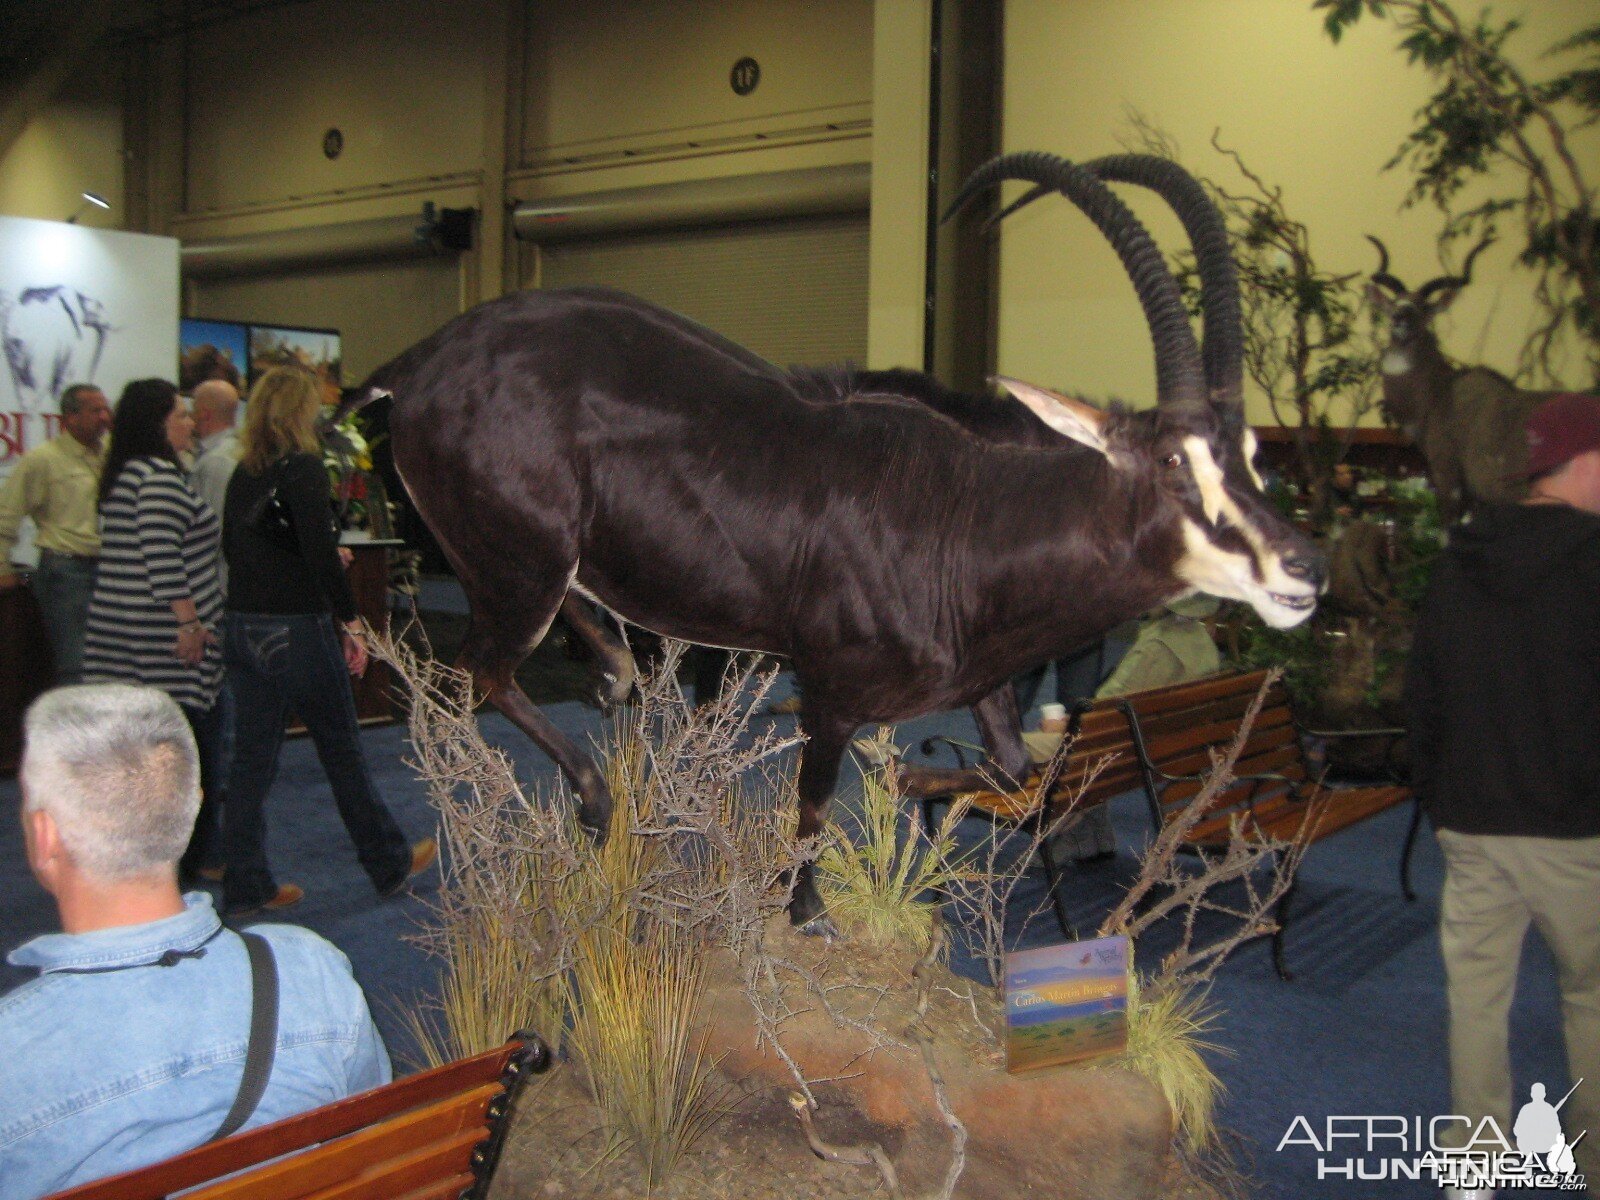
[0,894,391,1199]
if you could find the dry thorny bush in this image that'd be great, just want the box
[370,626,1304,1195]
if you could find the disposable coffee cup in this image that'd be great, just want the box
[1039,702,1068,732]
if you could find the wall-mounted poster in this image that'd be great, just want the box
[179,318,249,393]
[0,216,180,487]
[249,323,341,405]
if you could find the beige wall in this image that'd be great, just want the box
[999,0,1599,422]
[867,0,932,370]
[3,0,884,375]
[171,0,874,367]
[183,0,492,216]
[523,0,870,169]
[0,57,122,228]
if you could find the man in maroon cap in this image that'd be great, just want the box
[1405,392,1600,1192]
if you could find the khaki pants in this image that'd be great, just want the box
[1437,829,1600,1182]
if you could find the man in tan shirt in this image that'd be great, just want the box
[0,384,113,682]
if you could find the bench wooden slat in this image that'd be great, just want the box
[1145,727,1301,798]
[1185,791,1324,846]
[1124,689,1266,745]
[1301,785,1410,838]
[1137,705,1294,769]
[389,1175,479,1200]
[43,1036,547,1200]
[285,1130,486,1200]
[1159,745,1306,809]
[1106,668,1271,719]
[187,1084,500,1200]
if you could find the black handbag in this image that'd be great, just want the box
[242,459,299,554]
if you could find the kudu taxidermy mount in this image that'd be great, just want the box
[340,151,1325,935]
[1367,233,1555,523]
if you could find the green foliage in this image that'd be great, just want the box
[1314,0,1600,385]
[1232,472,1445,718]
[1235,616,1329,712]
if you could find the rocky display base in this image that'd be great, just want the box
[493,915,1197,1200]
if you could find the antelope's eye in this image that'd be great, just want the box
[1161,452,1186,470]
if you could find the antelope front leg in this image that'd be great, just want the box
[895,684,1035,799]
[788,709,857,936]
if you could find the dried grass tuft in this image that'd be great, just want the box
[816,735,975,955]
[1121,975,1226,1153]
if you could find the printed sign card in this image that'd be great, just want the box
[1004,934,1131,1073]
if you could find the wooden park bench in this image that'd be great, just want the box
[919,668,1417,980]
[46,1032,551,1200]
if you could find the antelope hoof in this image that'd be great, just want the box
[799,913,840,941]
[593,663,635,710]
[578,804,612,847]
[787,879,834,938]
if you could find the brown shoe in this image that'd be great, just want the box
[225,883,303,918]
[380,838,438,899]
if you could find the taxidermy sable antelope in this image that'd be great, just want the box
[1367,234,1555,523]
[343,151,1325,933]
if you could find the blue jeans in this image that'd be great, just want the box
[180,697,227,879]
[221,612,409,909]
[34,549,97,684]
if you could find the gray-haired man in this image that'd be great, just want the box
[0,684,390,1199]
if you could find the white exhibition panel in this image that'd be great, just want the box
[0,216,180,558]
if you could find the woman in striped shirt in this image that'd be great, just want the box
[82,378,225,878]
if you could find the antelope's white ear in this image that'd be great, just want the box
[995,376,1112,460]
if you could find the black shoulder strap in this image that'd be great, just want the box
[210,930,279,1142]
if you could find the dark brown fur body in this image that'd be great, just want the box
[374,288,1185,721]
[361,285,1315,929]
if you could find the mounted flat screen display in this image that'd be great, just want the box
[248,323,341,405]
[179,318,249,393]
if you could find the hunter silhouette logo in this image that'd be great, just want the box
[1514,1081,1584,1178]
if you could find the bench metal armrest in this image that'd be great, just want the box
[1298,725,1411,785]
[915,735,985,770]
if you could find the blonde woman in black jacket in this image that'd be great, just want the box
[219,366,433,916]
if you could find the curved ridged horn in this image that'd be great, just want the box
[1084,154,1242,411]
[971,156,1244,410]
[1365,235,1409,296]
[1416,231,1495,303]
[947,151,1207,410]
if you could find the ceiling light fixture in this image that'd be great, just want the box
[66,192,111,224]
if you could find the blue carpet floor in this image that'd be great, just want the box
[2,667,1586,1199]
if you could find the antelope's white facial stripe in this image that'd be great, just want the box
[1241,428,1266,492]
[1175,437,1317,629]
[1183,436,1226,526]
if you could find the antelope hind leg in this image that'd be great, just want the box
[457,616,614,844]
[559,593,636,708]
[895,683,1034,799]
